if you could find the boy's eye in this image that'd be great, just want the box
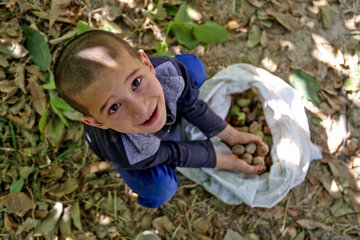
[132,77,142,90]
[109,103,121,114]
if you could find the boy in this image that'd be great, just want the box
[54,30,267,208]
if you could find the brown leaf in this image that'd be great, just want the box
[7,104,36,130]
[223,229,245,240]
[296,219,331,231]
[319,91,343,113]
[241,0,255,17]
[1,192,36,217]
[330,198,355,217]
[49,0,72,26]
[320,5,336,28]
[27,79,46,115]
[267,11,295,32]
[47,179,79,198]
[0,80,17,94]
[193,217,211,234]
[9,63,26,93]
[40,165,64,183]
[152,216,174,234]
[247,0,264,8]
[4,214,18,234]
[90,161,112,174]
[59,205,72,237]
[328,158,359,191]
[71,231,97,240]
[347,189,360,212]
[270,205,284,220]
[35,202,63,235]
[317,174,342,199]
[26,65,44,81]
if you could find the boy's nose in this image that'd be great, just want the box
[129,99,148,118]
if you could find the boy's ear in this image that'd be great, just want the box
[138,49,155,73]
[81,116,109,129]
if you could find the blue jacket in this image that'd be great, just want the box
[84,56,227,170]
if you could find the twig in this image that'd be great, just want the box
[191,194,198,207]
[114,190,117,221]
[281,195,291,233]
[297,186,322,206]
[0,147,15,151]
[183,204,192,232]
[72,143,89,177]
[172,223,182,239]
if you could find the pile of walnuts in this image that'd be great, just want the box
[226,89,273,169]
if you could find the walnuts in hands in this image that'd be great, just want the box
[232,143,269,166]
[257,144,269,155]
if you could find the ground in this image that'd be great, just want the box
[0,0,360,239]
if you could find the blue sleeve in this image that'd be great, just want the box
[168,58,227,138]
[84,124,216,170]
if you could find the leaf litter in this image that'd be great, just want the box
[0,0,360,239]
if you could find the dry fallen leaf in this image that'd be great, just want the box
[9,63,26,93]
[40,165,64,183]
[1,192,36,217]
[35,202,63,235]
[4,214,18,234]
[47,178,79,198]
[59,205,72,237]
[152,216,174,234]
[7,104,36,130]
[49,0,72,27]
[296,219,331,231]
[320,5,336,29]
[267,11,295,32]
[27,79,47,115]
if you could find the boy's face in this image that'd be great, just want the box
[78,49,167,134]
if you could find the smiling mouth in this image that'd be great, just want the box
[140,104,158,126]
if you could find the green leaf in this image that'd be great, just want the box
[193,23,230,44]
[77,20,92,35]
[171,22,197,49]
[344,77,360,92]
[152,41,173,57]
[164,4,178,17]
[51,104,69,127]
[10,178,24,193]
[21,26,51,71]
[43,70,56,90]
[51,96,75,111]
[174,2,192,22]
[290,69,323,106]
[39,107,48,134]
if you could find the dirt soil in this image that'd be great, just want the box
[0,0,360,239]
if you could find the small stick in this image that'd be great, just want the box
[114,190,117,221]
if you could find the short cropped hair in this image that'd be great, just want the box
[54,30,139,116]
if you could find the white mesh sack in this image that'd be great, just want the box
[178,63,322,208]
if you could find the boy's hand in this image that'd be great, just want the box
[217,125,269,154]
[215,152,266,175]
